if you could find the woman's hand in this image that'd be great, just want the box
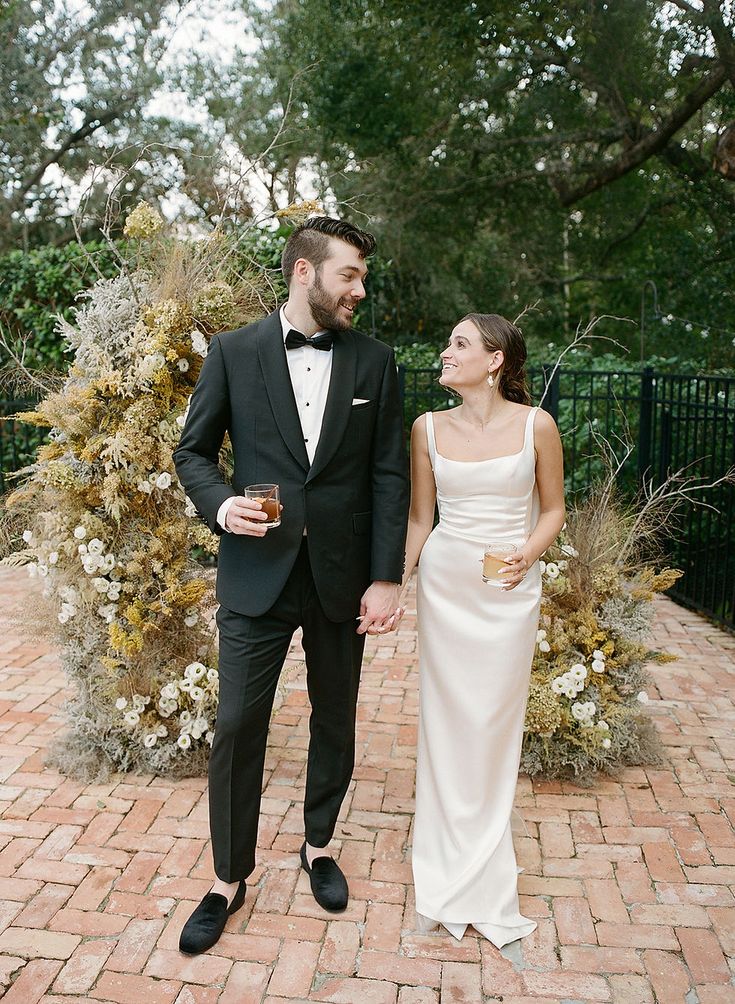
[499,550,533,590]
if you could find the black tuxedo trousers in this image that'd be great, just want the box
[173,311,409,881]
[211,539,365,880]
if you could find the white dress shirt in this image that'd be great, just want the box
[216,305,333,531]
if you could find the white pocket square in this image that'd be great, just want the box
[351,398,370,405]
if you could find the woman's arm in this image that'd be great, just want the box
[400,414,437,594]
[502,409,566,590]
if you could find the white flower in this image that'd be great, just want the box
[582,701,596,715]
[539,560,547,573]
[179,710,192,724]
[102,554,116,572]
[602,737,612,749]
[562,682,578,699]
[185,662,206,680]
[178,358,190,372]
[115,697,128,710]
[132,694,146,713]
[591,659,606,673]
[561,544,579,558]
[87,538,105,555]
[77,544,88,554]
[194,716,208,732]
[536,629,547,642]
[123,710,140,727]
[138,481,154,494]
[570,664,587,680]
[592,649,605,661]
[176,414,186,429]
[73,526,87,539]
[571,702,588,721]
[177,733,192,750]
[107,584,121,601]
[206,668,218,684]
[558,559,568,570]
[155,472,172,490]
[190,686,204,702]
[57,610,70,624]
[156,725,168,738]
[22,529,33,543]
[545,562,560,579]
[82,556,100,575]
[92,577,109,593]
[160,683,178,701]
[206,731,215,746]
[184,613,199,627]
[551,677,566,695]
[191,329,208,357]
[179,678,193,692]
[143,733,158,748]
[598,720,609,730]
[637,691,650,704]
[574,679,585,693]
[184,497,197,517]
[539,640,551,653]
[158,700,177,717]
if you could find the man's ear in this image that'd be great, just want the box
[293,257,312,286]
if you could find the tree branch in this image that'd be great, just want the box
[556,63,727,205]
[17,100,137,199]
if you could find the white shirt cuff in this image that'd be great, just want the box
[217,496,237,532]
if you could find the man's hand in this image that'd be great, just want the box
[357,581,402,635]
[224,497,277,536]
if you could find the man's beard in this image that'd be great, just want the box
[307,272,355,331]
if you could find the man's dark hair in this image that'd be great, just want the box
[281,217,376,284]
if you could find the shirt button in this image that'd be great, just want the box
[305,402,310,407]
[306,367,311,372]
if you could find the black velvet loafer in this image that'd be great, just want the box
[300,841,348,912]
[178,880,246,955]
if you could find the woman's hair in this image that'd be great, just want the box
[461,312,532,405]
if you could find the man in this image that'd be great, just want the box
[173,216,409,955]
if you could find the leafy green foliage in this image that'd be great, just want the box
[0,241,118,368]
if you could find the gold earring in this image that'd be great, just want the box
[487,373,495,388]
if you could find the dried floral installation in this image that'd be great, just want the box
[1,204,275,778]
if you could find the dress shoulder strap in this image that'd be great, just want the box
[424,411,437,469]
[525,406,539,453]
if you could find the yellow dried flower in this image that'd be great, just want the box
[143,299,192,338]
[525,681,563,735]
[123,202,164,239]
[191,281,237,333]
[44,462,82,491]
[275,200,322,226]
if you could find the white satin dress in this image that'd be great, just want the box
[412,407,541,947]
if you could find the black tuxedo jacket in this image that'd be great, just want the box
[173,309,410,621]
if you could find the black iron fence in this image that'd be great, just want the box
[2,368,734,628]
[399,365,735,631]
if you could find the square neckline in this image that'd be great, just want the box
[427,407,537,465]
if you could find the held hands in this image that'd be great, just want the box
[357,581,405,635]
[498,549,533,590]
[224,497,280,536]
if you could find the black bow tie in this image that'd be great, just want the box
[285,329,334,352]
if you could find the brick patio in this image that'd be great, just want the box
[0,566,734,1003]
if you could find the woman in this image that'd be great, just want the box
[402,313,565,946]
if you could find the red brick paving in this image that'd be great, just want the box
[0,567,734,1001]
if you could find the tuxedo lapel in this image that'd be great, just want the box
[257,311,310,471]
[306,330,357,484]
